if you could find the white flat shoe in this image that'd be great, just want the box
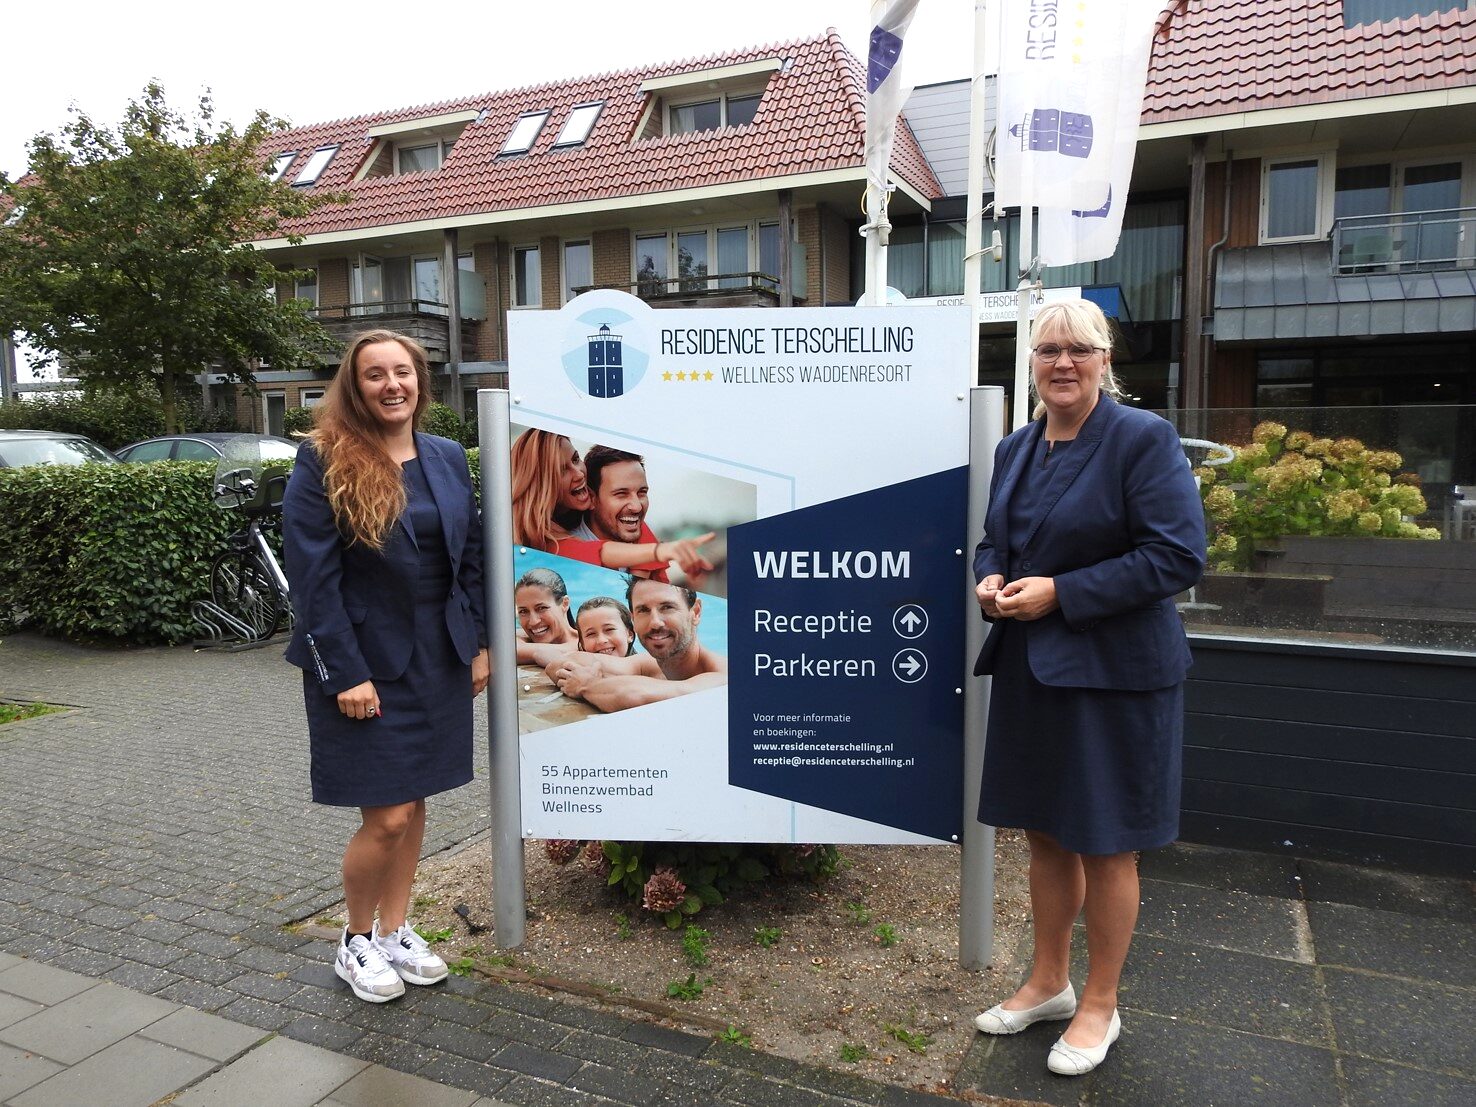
[1047,1009,1121,1075]
[973,983,1077,1035]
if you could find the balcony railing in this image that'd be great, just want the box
[573,272,783,305]
[1332,206,1474,275]
[310,301,477,361]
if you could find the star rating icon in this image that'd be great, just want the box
[663,369,716,384]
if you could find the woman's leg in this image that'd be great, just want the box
[1060,850,1139,1046]
[1001,830,1086,1008]
[342,801,417,934]
[374,799,427,934]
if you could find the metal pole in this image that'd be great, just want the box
[1012,209,1035,430]
[963,1,992,386]
[863,182,884,306]
[444,229,464,419]
[478,388,525,948]
[960,384,1004,970]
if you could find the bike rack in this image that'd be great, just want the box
[191,598,284,651]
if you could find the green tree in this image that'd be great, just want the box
[0,84,339,431]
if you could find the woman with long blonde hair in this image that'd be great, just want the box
[283,329,489,1005]
[510,429,591,552]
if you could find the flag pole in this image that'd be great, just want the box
[1013,210,1035,431]
[963,1,990,382]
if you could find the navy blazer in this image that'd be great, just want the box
[283,433,488,695]
[973,395,1206,690]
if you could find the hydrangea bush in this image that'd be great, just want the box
[1198,421,1439,572]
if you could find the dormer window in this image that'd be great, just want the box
[636,57,780,140]
[359,109,479,180]
[554,103,603,148]
[267,152,297,182]
[501,111,550,155]
[294,146,337,186]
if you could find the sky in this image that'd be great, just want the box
[2,1,975,380]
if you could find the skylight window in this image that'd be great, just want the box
[500,112,550,155]
[267,152,297,182]
[554,103,603,148]
[294,146,337,186]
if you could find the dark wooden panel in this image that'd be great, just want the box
[1184,746,1476,810]
[1183,779,1476,847]
[1186,713,1476,773]
[1186,682,1476,737]
[1188,647,1476,701]
[1179,812,1475,877]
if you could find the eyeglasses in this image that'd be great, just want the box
[1031,343,1106,363]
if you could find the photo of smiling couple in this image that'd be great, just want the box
[509,427,754,717]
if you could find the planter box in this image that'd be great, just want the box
[1183,635,1476,877]
[1259,536,1476,624]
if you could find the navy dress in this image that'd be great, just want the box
[304,458,474,807]
[977,436,1184,855]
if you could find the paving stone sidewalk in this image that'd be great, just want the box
[2,632,1473,1106]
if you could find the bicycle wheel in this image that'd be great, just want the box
[210,549,284,641]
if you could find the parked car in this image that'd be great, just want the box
[0,430,119,468]
[115,433,300,463]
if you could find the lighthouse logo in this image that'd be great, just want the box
[558,295,651,399]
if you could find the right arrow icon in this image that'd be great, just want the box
[892,649,928,683]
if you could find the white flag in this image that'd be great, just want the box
[865,0,923,195]
[994,0,1160,266]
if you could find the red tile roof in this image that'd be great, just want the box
[1146,0,1476,124]
[261,32,942,241]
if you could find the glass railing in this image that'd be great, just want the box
[1331,206,1475,274]
[1159,406,1476,653]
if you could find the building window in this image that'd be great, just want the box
[396,141,447,173]
[563,240,592,302]
[635,234,668,295]
[1261,156,1326,242]
[300,389,326,408]
[554,103,603,147]
[267,152,296,182]
[294,146,337,186]
[501,112,550,155]
[667,90,764,135]
[295,268,318,306]
[512,246,541,306]
[1344,0,1472,27]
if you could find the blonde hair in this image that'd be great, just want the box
[1028,300,1125,420]
[510,430,575,553]
[307,330,431,549]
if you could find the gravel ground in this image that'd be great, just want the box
[313,831,1033,1097]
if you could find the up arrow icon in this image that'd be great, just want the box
[893,604,928,639]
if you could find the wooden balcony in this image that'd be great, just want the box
[573,273,786,309]
[311,301,479,361]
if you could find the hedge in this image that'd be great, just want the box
[1,445,485,645]
[0,461,237,643]
[0,392,237,451]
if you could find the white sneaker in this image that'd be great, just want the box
[374,921,449,986]
[335,929,406,1003]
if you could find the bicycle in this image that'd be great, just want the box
[209,467,292,642]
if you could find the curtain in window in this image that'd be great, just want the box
[926,222,966,296]
[888,225,926,298]
[1095,199,1184,322]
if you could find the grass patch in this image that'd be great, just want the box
[0,702,64,725]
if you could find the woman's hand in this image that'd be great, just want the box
[995,576,1059,621]
[471,649,490,696]
[337,680,380,720]
[976,574,1006,618]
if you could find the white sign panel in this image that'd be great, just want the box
[913,286,1082,324]
[507,291,971,844]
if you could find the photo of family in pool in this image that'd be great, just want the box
[509,425,747,731]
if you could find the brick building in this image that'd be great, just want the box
[233,33,941,433]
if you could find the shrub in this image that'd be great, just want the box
[1201,421,1440,571]
[282,406,315,436]
[420,402,464,442]
[578,841,840,929]
[0,390,236,449]
[0,460,237,642]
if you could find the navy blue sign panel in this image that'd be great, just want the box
[726,468,967,842]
